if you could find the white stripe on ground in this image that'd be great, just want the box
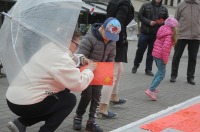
[111,95,200,132]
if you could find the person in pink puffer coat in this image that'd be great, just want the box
[145,17,178,100]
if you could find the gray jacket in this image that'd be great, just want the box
[75,24,116,62]
[175,0,200,40]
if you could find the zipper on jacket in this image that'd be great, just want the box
[101,44,107,62]
[101,42,111,62]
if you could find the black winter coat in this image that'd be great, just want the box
[139,0,169,35]
[106,0,134,63]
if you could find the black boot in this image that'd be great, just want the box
[145,70,154,76]
[73,116,82,131]
[170,76,176,82]
[132,66,138,73]
[187,78,195,85]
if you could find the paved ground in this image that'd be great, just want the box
[0,39,200,132]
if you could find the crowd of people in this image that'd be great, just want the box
[2,0,200,131]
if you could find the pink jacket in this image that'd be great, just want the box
[152,25,173,64]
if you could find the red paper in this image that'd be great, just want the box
[80,62,114,86]
[141,103,200,132]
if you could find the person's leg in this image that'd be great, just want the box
[187,40,200,83]
[171,39,187,79]
[146,35,156,72]
[85,85,103,131]
[76,86,92,117]
[7,89,76,132]
[111,62,123,101]
[73,86,92,130]
[89,85,102,121]
[99,85,112,114]
[149,58,166,91]
[39,92,76,132]
[133,33,149,68]
[146,58,166,100]
[99,63,118,118]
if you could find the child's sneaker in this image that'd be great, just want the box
[145,89,157,101]
[148,87,159,94]
[85,120,103,132]
[7,119,26,132]
[152,89,159,94]
[73,116,82,131]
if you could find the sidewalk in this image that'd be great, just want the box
[0,40,199,132]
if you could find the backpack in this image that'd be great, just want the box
[106,0,135,26]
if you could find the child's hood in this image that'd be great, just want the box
[90,23,104,41]
[156,25,173,39]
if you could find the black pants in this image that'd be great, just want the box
[133,33,156,71]
[7,89,76,132]
[76,85,102,121]
[171,39,200,79]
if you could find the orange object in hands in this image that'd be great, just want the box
[80,62,114,86]
[155,19,164,25]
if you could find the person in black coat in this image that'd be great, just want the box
[98,0,134,119]
[132,0,168,76]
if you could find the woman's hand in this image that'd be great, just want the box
[87,62,97,71]
[82,58,93,66]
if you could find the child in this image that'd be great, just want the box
[145,17,178,101]
[73,17,121,132]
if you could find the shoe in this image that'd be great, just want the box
[7,119,26,132]
[152,89,159,94]
[110,98,127,106]
[97,111,118,119]
[145,89,157,101]
[148,87,159,94]
[170,76,176,82]
[73,116,82,131]
[132,66,138,73]
[86,121,103,132]
[145,70,154,76]
[187,78,195,85]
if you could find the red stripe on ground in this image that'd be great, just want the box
[140,103,200,132]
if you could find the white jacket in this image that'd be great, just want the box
[6,43,94,105]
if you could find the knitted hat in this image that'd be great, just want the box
[164,17,178,27]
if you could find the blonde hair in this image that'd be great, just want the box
[172,27,177,47]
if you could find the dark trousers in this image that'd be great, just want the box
[133,33,156,71]
[76,85,102,121]
[7,89,76,132]
[171,39,200,79]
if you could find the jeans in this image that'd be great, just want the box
[150,58,166,91]
[7,89,76,132]
[171,39,200,79]
[133,33,156,71]
[76,85,102,121]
